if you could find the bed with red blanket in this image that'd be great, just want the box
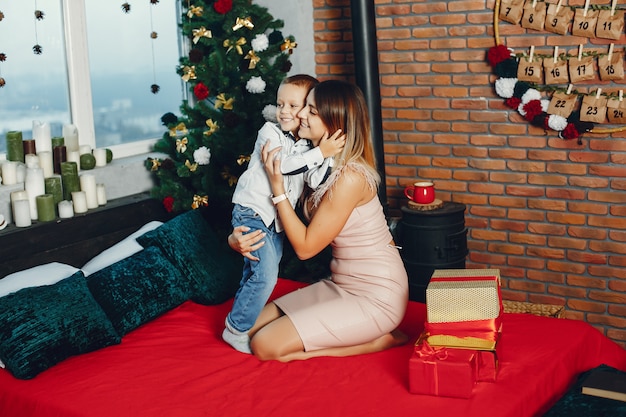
[0,206,625,417]
[1,277,625,417]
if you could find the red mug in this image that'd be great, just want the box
[404,181,435,204]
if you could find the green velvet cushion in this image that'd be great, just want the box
[86,245,190,336]
[0,271,121,380]
[136,209,239,305]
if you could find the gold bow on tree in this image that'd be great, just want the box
[215,93,234,110]
[223,37,246,55]
[181,66,197,82]
[150,158,161,171]
[281,39,297,54]
[176,138,188,153]
[221,168,238,186]
[185,159,198,172]
[169,122,188,137]
[191,194,209,209]
[204,119,219,136]
[237,155,251,165]
[187,5,203,18]
[232,17,254,31]
[192,26,212,44]
[244,50,260,69]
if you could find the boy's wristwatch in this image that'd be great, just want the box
[271,193,288,205]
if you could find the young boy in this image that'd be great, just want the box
[223,74,344,353]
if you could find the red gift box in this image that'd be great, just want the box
[409,341,477,398]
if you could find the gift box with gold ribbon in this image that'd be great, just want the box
[425,269,503,350]
[409,340,477,398]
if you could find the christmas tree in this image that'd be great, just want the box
[146,0,297,230]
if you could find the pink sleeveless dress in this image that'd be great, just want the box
[273,164,409,351]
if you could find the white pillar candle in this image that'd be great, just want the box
[79,174,98,209]
[38,151,54,178]
[2,161,18,185]
[71,191,88,214]
[66,151,81,171]
[32,121,52,153]
[16,162,26,183]
[93,148,107,167]
[79,145,92,155]
[25,154,40,169]
[96,183,107,206]
[25,167,45,220]
[58,200,74,218]
[62,124,79,153]
[12,199,31,227]
[10,190,29,203]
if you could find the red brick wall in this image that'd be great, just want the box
[313,0,626,347]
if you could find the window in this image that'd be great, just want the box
[0,0,184,158]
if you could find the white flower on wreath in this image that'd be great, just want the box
[251,34,269,52]
[246,76,266,94]
[193,146,211,165]
[263,104,278,122]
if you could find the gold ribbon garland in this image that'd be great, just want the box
[215,93,234,110]
[232,17,254,31]
[223,37,246,55]
[280,39,297,54]
[181,65,197,82]
[204,119,219,136]
[191,194,209,209]
[244,50,261,69]
[192,26,212,44]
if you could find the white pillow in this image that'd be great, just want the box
[0,262,80,298]
[81,220,164,277]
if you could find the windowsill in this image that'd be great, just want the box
[0,150,165,225]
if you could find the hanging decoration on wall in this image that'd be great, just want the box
[33,2,43,55]
[491,0,626,141]
[121,3,131,14]
[0,52,5,88]
[149,0,159,94]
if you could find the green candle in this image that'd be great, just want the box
[6,131,24,163]
[60,162,80,201]
[51,136,65,148]
[36,194,56,222]
[44,176,63,206]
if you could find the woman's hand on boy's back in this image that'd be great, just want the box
[318,129,345,159]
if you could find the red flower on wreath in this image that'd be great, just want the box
[522,100,543,121]
[487,44,512,67]
[505,97,521,109]
[213,0,232,14]
[561,123,580,140]
[163,196,175,213]
[194,82,209,100]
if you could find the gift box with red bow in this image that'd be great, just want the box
[409,340,477,398]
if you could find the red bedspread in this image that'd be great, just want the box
[1,279,625,417]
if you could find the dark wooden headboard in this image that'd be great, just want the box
[0,193,171,278]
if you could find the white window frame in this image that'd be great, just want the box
[61,0,163,159]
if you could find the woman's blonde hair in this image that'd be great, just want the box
[313,80,379,183]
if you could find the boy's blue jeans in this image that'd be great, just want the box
[227,204,284,333]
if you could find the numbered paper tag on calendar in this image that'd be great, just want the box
[547,92,577,118]
[572,9,598,38]
[599,52,625,81]
[568,56,595,83]
[607,98,626,124]
[580,95,608,123]
[499,0,525,24]
[543,58,569,85]
[545,3,574,35]
[596,10,625,40]
[521,1,547,31]
[518,58,543,83]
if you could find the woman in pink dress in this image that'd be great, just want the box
[229,80,409,361]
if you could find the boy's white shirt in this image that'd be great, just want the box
[232,122,332,232]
